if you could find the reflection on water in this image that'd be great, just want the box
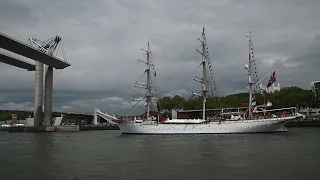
[0,128,319,180]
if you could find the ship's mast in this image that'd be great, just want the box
[246,32,254,119]
[146,42,152,119]
[134,42,154,120]
[194,27,208,120]
[200,28,217,97]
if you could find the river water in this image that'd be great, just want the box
[0,128,319,180]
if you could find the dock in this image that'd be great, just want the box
[1,125,119,132]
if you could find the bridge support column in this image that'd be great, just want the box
[44,66,53,126]
[34,61,44,126]
[93,108,98,125]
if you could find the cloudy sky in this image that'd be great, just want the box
[0,0,320,115]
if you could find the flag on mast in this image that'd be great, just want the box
[267,71,276,88]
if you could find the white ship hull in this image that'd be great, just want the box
[118,116,295,135]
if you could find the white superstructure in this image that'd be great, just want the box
[95,28,302,134]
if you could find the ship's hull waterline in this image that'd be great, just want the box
[118,117,294,135]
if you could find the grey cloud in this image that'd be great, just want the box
[1,0,320,114]
[268,36,320,88]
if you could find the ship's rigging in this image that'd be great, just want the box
[131,41,158,119]
[109,29,268,116]
[199,27,218,97]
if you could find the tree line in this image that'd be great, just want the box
[157,86,319,111]
[1,86,318,121]
[0,111,31,121]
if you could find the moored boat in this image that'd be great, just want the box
[94,28,303,134]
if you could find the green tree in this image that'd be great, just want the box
[157,96,174,111]
[171,95,186,111]
[0,113,11,121]
[157,86,317,111]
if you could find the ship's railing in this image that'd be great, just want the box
[211,107,298,120]
[250,107,298,119]
[253,107,297,113]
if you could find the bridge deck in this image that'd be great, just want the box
[0,32,70,69]
[0,52,35,71]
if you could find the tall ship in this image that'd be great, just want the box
[94,28,303,134]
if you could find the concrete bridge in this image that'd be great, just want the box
[0,32,70,128]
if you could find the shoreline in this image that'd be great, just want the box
[286,119,320,127]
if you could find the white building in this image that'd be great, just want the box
[259,83,280,94]
[311,81,320,101]
[299,107,320,116]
